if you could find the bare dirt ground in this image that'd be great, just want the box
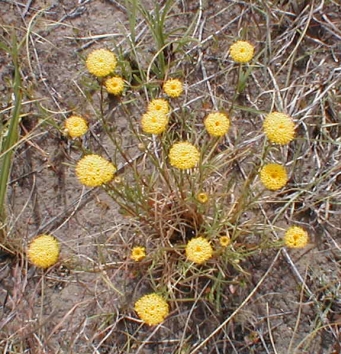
[1,0,341,353]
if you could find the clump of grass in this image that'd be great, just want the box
[0,32,23,254]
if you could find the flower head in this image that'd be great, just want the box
[76,154,116,187]
[196,192,209,204]
[86,49,117,77]
[131,246,146,262]
[147,99,169,115]
[229,41,255,63]
[65,115,88,138]
[204,112,230,137]
[163,79,183,98]
[219,235,231,247]
[105,76,124,95]
[141,111,169,135]
[284,226,309,248]
[263,112,295,145]
[186,236,213,264]
[169,142,200,169]
[134,293,169,326]
[27,235,60,269]
[260,163,288,190]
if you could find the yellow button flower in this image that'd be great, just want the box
[86,49,117,77]
[141,111,169,135]
[105,76,124,95]
[76,154,116,187]
[27,235,60,269]
[186,236,213,264]
[219,235,231,247]
[260,163,288,190]
[134,293,169,326]
[204,112,230,137]
[163,79,183,98]
[130,246,146,262]
[229,40,255,63]
[147,98,169,115]
[65,115,88,138]
[263,112,295,145]
[196,192,209,204]
[169,142,200,169]
[284,226,309,248]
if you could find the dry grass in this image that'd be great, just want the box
[0,0,341,353]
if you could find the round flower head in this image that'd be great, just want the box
[141,111,169,135]
[204,112,230,137]
[196,192,209,204]
[27,235,60,269]
[219,235,231,247]
[163,79,183,98]
[229,41,255,63]
[134,293,169,326]
[260,163,288,190]
[131,246,146,262]
[147,98,169,115]
[76,154,116,187]
[263,112,295,145]
[186,236,213,264]
[284,226,309,248]
[86,49,117,77]
[169,142,200,169]
[105,76,124,95]
[65,115,88,138]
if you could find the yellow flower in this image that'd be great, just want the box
[131,246,146,262]
[186,236,213,264]
[260,163,288,190]
[196,192,209,204]
[76,154,116,187]
[204,112,230,137]
[105,76,124,95]
[169,142,200,169]
[263,112,295,145]
[141,111,169,135]
[27,235,60,269]
[65,115,88,138]
[134,293,169,326]
[147,99,169,115]
[219,235,231,247]
[86,49,117,77]
[284,226,309,248]
[229,41,255,63]
[163,79,183,98]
